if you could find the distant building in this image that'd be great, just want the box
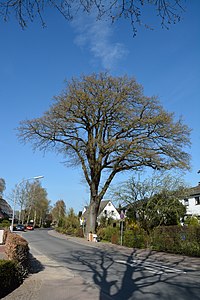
[80,200,120,226]
[180,183,200,218]
[0,197,12,219]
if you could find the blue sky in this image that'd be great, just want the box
[0,1,200,212]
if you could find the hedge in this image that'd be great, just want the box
[123,229,148,249]
[151,226,200,256]
[0,260,21,298]
[5,232,30,280]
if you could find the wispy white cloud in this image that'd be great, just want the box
[72,13,128,69]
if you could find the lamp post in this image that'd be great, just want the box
[10,175,44,232]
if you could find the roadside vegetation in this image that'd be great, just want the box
[18,72,191,234]
[51,172,200,257]
[0,231,29,298]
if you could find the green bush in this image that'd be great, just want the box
[123,229,148,248]
[185,216,199,226]
[0,220,10,229]
[97,226,119,242]
[0,260,20,298]
[151,225,200,256]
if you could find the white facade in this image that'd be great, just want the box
[180,197,200,216]
[180,184,200,217]
[97,200,120,222]
[80,200,120,226]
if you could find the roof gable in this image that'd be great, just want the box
[189,184,200,196]
[81,200,117,219]
[0,198,12,218]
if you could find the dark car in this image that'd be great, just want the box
[26,224,34,230]
[15,224,25,231]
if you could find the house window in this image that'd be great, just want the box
[111,210,114,215]
[195,197,200,205]
[184,199,189,206]
[104,210,107,215]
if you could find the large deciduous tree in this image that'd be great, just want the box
[0,0,185,34]
[18,73,191,233]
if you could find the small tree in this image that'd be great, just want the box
[64,208,80,235]
[18,73,191,234]
[51,200,66,226]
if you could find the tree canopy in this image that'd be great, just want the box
[0,0,186,34]
[51,200,66,226]
[18,73,191,233]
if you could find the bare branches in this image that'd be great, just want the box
[0,0,185,33]
[18,73,191,176]
[17,72,191,233]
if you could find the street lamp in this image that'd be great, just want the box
[10,175,44,232]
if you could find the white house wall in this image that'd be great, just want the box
[98,201,120,221]
[180,198,200,216]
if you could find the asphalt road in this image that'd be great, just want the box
[21,229,200,300]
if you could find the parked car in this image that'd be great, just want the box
[15,224,25,231]
[26,224,34,230]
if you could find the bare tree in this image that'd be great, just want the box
[0,0,186,34]
[111,172,190,228]
[25,181,49,226]
[111,171,190,207]
[18,73,191,233]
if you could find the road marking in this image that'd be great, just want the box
[115,259,186,275]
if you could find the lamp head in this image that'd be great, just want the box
[33,176,44,180]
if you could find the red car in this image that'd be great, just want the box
[26,224,34,230]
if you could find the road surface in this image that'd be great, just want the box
[21,229,200,300]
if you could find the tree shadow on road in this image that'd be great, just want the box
[61,246,200,300]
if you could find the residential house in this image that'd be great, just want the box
[80,200,120,226]
[180,183,200,218]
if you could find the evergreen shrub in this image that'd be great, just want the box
[123,228,148,248]
[97,226,119,242]
[0,260,20,298]
[151,225,200,256]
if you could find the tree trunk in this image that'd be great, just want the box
[86,199,99,234]
[33,210,37,227]
[27,207,31,224]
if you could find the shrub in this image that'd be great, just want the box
[0,260,20,298]
[5,232,29,278]
[151,225,200,256]
[185,216,199,226]
[75,227,84,238]
[0,220,10,229]
[97,226,119,242]
[123,228,148,248]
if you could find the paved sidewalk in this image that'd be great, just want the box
[2,242,111,300]
[1,230,200,300]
